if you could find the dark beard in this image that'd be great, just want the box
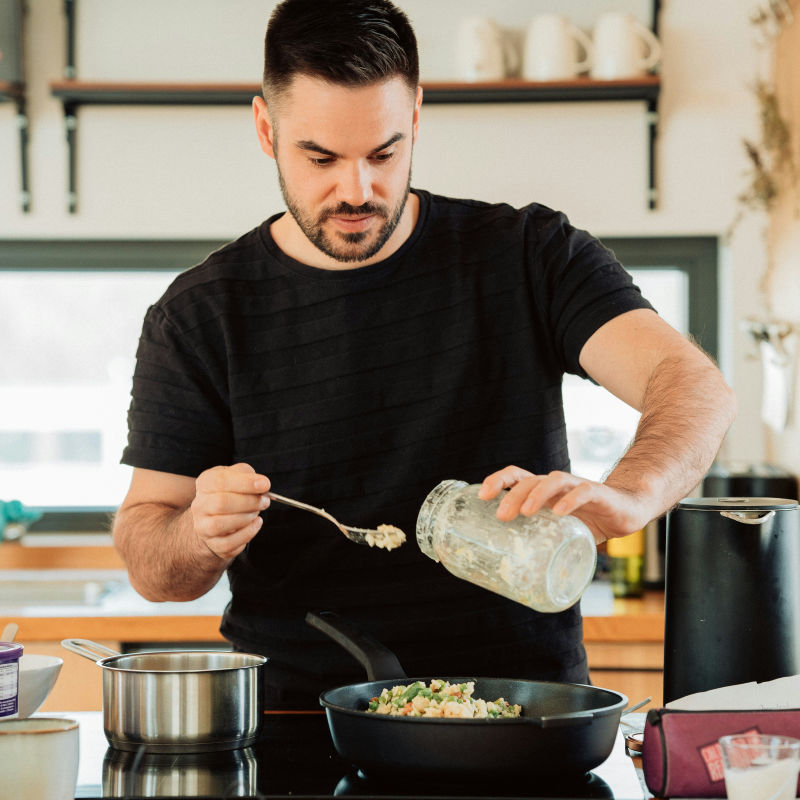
[277,166,411,263]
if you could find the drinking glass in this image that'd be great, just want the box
[719,733,800,800]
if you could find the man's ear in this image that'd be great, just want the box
[253,96,276,159]
[412,85,423,144]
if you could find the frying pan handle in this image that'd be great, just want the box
[61,638,121,661]
[305,611,407,681]
[538,710,596,728]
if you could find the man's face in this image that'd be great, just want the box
[260,75,421,264]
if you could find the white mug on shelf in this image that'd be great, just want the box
[523,14,593,81]
[455,16,518,81]
[591,11,661,79]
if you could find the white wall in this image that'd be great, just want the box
[0,0,776,467]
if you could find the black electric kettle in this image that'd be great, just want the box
[663,497,800,704]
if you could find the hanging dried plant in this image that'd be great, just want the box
[750,0,795,39]
[736,80,798,215]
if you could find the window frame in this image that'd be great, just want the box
[2,235,718,533]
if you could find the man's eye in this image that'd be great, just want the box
[372,152,395,162]
[310,157,335,167]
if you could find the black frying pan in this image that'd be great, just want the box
[306,611,627,781]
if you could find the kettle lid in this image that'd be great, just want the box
[678,496,798,511]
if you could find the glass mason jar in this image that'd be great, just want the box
[416,480,597,613]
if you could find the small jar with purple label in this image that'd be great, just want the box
[0,642,23,718]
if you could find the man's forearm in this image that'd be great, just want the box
[113,502,230,602]
[604,352,737,519]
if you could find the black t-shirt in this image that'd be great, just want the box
[122,190,653,705]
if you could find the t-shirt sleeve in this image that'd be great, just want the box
[121,302,234,477]
[528,209,655,379]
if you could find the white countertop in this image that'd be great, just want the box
[0,569,231,617]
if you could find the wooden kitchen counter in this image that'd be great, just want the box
[14,614,226,642]
[584,590,666,709]
[584,590,665,642]
[14,591,664,642]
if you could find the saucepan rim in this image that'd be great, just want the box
[92,650,266,674]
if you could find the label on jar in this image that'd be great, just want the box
[0,661,19,716]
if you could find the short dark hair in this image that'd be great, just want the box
[262,0,419,104]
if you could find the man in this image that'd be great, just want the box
[113,0,736,708]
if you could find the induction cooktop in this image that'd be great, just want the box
[73,711,645,799]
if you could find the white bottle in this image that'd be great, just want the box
[416,480,596,613]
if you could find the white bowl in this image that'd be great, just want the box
[17,654,63,718]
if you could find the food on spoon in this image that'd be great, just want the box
[366,679,522,718]
[365,524,406,550]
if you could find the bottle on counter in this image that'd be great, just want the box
[415,480,597,613]
[606,528,645,597]
[0,642,22,719]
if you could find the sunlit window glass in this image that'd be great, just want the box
[0,270,178,507]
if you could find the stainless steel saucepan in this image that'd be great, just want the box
[62,639,266,753]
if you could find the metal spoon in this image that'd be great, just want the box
[266,492,406,551]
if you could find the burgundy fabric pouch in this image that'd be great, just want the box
[642,707,800,797]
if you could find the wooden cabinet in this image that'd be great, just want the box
[584,590,666,711]
[586,641,663,709]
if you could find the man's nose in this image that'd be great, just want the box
[336,162,373,207]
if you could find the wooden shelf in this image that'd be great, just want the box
[50,80,263,106]
[0,79,24,102]
[50,76,660,106]
[424,76,660,104]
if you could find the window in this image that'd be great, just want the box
[0,237,716,529]
[565,237,718,480]
[0,241,225,528]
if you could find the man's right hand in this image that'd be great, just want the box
[113,464,270,602]
[191,463,271,560]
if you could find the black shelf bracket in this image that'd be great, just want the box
[64,0,76,78]
[63,101,78,214]
[1,83,30,212]
[16,92,30,213]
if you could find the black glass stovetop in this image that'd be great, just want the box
[74,712,644,800]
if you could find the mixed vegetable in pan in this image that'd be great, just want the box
[367,679,522,718]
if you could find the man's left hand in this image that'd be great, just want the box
[479,465,651,544]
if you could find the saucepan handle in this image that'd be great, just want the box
[305,610,407,681]
[61,638,121,662]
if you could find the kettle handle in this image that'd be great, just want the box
[719,510,776,525]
